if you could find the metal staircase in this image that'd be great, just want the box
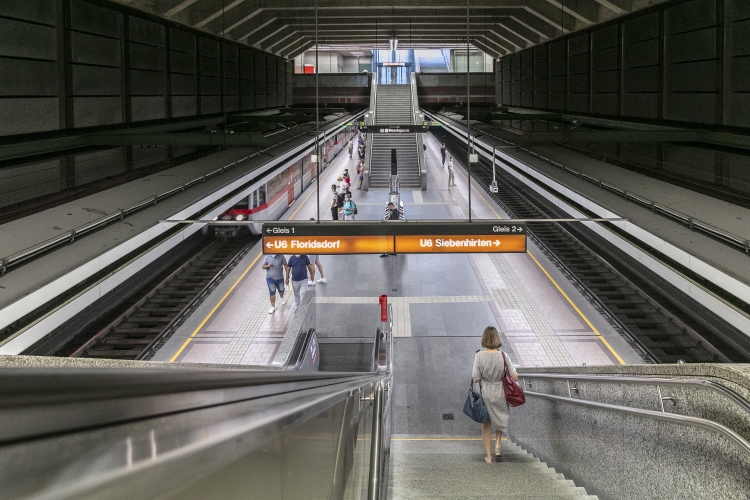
[369,84,421,188]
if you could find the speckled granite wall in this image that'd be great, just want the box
[509,364,750,500]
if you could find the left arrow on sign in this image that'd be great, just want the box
[266,242,273,248]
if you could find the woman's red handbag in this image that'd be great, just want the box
[502,352,526,407]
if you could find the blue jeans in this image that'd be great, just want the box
[266,277,285,296]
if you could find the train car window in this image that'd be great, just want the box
[267,171,286,200]
[234,198,249,209]
[258,186,266,206]
[252,191,258,208]
[294,159,302,183]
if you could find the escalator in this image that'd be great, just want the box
[2,307,750,499]
[0,314,393,500]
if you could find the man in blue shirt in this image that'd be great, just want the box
[285,254,315,310]
[342,193,357,220]
[262,254,287,314]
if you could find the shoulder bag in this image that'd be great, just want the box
[462,379,489,423]
[502,352,526,407]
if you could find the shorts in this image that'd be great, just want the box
[266,277,285,295]
[312,255,321,264]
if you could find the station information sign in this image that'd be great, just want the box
[261,221,526,255]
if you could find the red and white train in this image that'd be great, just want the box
[215,124,356,234]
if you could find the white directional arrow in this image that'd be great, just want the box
[266,228,272,233]
[494,240,501,246]
[266,242,273,248]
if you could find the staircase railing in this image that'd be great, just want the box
[411,73,427,190]
[511,366,750,500]
[364,72,376,191]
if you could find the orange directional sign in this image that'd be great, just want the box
[395,234,526,254]
[264,235,394,255]
[261,221,527,255]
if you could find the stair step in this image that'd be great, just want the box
[386,438,597,499]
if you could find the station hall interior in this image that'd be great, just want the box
[1,0,750,498]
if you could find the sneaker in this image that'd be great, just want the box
[268,306,276,314]
[280,294,287,305]
[317,278,326,283]
[308,280,315,285]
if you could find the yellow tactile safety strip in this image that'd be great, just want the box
[170,251,263,362]
[455,160,625,365]
[170,149,349,362]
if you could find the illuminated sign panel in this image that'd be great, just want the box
[264,235,393,255]
[395,234,526,254]
[261,222,526,255]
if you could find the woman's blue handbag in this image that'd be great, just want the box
[463,379,489,423]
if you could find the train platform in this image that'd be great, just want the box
[152,132,645,375]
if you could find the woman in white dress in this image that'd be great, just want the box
[472,326,518,463]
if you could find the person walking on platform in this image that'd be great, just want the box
[330,184,339,220]
[357,162,364,189]
[447,156,456,187]
[380,202,401,258]
[285,254,314,311]
[262,254,287,314]
[348,141,353,159]
[440,143,446,166]
[342,193,357,220]
[472,327,518,463]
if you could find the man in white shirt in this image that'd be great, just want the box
[447,156,456,187]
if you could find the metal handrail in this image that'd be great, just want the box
[364,72,377,190]
[424,109,750,256]
[366,304,394,500]
[525,390,750,456]
[368,382,385,500]
[519,373,750,415]
[0,112,365,275]
[411,73,427,190]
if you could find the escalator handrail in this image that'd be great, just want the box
[1,316,391,444]
[0,368,379,444]
[525,390,750,456]
[519,373,750,416]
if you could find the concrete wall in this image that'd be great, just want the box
[497,0,750,129]
[510,364,750,500]
[417,73,495,105]
[292,72,496,106]
[0,0,292,212]
[0,0,292,138]
[292,74,370,105]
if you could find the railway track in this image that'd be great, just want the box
[435,129,750,364]
[60,234,257,361]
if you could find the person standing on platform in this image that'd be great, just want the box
[447,156,456,187]
[472,327,518,463]
[343,169,351,187]
[357,162,364,189]
[380,202,401,258]
[348,141,353,159]
[342,193,357,220]
[285,254,314,311]
[330,184,339,220]
[441,143,447,166]
[262,254,287,314]
[308,218,327,283]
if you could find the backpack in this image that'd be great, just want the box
[337,193,345,208]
